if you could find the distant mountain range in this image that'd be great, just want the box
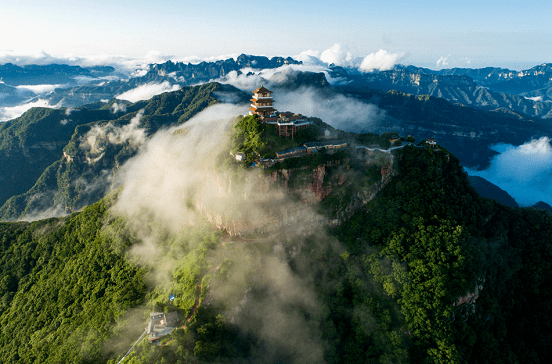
[334,63,552,118]
[0,63,119,107]
[40,55,299,108]
[2,55,552,217]
[3,55,552,119]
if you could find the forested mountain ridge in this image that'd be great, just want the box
[2,76,551,221]
[0,82,249,221]
[1,116,551,363]
[0,106,119,209]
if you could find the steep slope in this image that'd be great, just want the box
[2,138,551,363]
[0,82,249,221]
[336,87,552,168]
[0,106,118,209]
[467,176,518,208]
[338,145,552,363]
[0,196,147,363]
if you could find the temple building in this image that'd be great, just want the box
[249,85,312,138]
[249,85,276,118]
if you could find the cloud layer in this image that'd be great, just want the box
[467,137,552,206]
[115,81,181,103]
[110,104,337,361]
[0,99,52,122]
[275,87,385,131]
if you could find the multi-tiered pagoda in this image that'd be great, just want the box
[249,85,276,118]
[248,85,312,138]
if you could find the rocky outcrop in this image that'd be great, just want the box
[192,155,398,237]
[269,160,346,205]
[454,279,485,318]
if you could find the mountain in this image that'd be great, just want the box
[0,63,116,86]
[0,106,118,211]
[42,54,299,108]
[326,84,552,169]
[1,131,551,363]
[0,63,119,109]
[0,82,249,221]
[340,67,552,119]
[0,82,33,108]
[467,175,518,207]
[531,201,552,212]
[3,72,552,221]
[418,63,552,100]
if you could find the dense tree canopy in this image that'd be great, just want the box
[1,138,551,363]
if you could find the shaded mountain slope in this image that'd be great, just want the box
[467,175,518,208]
[0,82,249,221]
[336,86,552,168]
[0,106,118,208]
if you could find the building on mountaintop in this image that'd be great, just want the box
[249,85,276,118]
[304,140,348,153]
[427,138,437,147]
[249,85,312,138]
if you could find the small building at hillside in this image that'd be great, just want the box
[147,312,179,344]
[304,140,348,153]
[275,147,307,158]
[427,138,437,147]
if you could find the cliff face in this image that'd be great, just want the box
[194,153,397,237]
[269,161,343,205]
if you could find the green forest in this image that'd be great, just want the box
[1,126,551,363]
[0,82,230,221]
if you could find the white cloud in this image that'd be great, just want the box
[525,96,543,102]
[320,44,355,67]
[16,84,63,95]
[81,110,146,163]
[111,102,127,113]
[436,55,450,68]
[274,87,385,131]
[359,49,406,72]
[467,137,552,206]
[115,81,181,103]
[0,99,51,122]
[296,45,406,73]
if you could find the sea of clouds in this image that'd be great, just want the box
[466,137,552,207]
[0,44,406,121]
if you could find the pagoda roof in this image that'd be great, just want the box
[253,85,273,94]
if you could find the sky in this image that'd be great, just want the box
[2,0,552,70]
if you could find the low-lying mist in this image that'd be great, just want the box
[466,137,552,207]
[107,103,344,362]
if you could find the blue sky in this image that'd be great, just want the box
[2,0,551,69]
